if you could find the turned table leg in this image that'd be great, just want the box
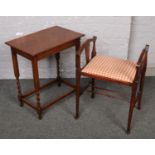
[32,58,42,120]
[11,48,23,107]
[55,53,61,86]
[75,40,81,119]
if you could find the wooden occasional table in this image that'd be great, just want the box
[5,26,84,119]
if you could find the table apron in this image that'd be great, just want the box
[36,39,79,60]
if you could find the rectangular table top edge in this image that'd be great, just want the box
[5,26,84,46]
[7,36,83,57]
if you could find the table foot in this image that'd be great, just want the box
[38,111,42,120]
[57,78,62,87]
[20,103,24,107]
[58,82,61,87]
[18,96,24,107]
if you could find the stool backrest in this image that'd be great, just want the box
[77,36,97,64]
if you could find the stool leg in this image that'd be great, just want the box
[55,53,61,87]
[75,40,81,119]
[75,70,81,119]
[11,49,23,107]
[91,78,95,98]
[32,58,42,120]
[127,84,137,134]
[138,72,145,110]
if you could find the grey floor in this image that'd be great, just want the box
[0,77,155,139]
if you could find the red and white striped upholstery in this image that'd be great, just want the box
[82,55,137,84]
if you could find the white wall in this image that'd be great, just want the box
[1,16,155,79]
[128,16,155,75]
[0,16,131,79]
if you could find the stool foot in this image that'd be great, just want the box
[126,128,131,134]
[75,113,79,119]
[137,105,141,110]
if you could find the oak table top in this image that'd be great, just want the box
[6,26,84,59]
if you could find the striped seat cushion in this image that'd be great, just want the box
[82,55,137,84]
